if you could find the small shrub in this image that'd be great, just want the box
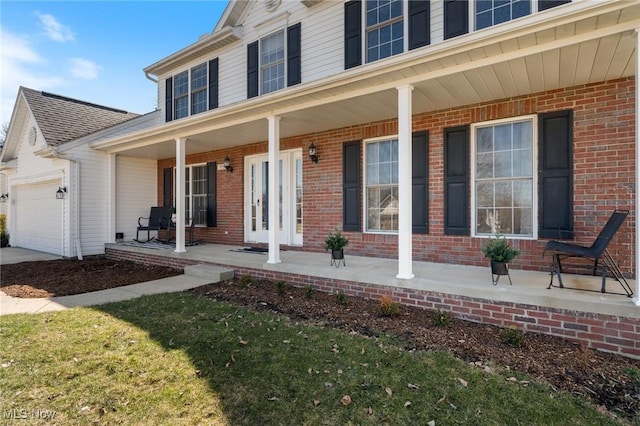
[334,290,347,305]
[0,214,6,239]
[238,274,254,287]
[304,285,314,299]
[500,326,525,347]
[379,295,400,317]
[432,310,453,328]
[275,280,287,295]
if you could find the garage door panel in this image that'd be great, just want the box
[15,181,63,255]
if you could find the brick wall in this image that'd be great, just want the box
[106,247,640,359]
[157,77,636,276]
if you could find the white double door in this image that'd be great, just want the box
[244,149,302,246]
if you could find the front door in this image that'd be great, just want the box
[245,149,302,245]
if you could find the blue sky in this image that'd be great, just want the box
[0,1,229,125]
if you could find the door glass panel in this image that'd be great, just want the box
[295,158,302,234]
[261,162,269,231]
[279,159,283,231]
[251,164,257,232]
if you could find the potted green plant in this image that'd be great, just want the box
[0,214,9,248]
[481,234,520,285]
[325,228,349,267]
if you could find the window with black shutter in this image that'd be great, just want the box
[165,78,173,122]
[247,41,259,98]
[343,141,361,231]
[287,23,301,86]
[444,0,468,40]
[412,131,429,234]
[208,58,219,110]
[408,1,430,50]
[344,1,362,69]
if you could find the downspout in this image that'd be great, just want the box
[49,149,82,260]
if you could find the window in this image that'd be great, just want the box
[366,0,404,63]
[260,30,285,94]
[173,71,189,120]
[166,60,218,122]
[476,0,531,30]
[190,63,208,115]
[472,117,535,238]
[180,165,207,226]
[365,139,399,232]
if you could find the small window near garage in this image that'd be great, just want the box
[365,138,399,232]
[472,116,535,238]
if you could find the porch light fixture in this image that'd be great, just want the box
[308,142,318,164]
[223,156,233,173]
[55,186,67,200]
[0,193,7,203]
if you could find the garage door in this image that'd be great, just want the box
[14,181,63,255]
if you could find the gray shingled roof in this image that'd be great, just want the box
[21,87,139,147]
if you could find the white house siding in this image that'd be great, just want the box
[299,1,344,83]
[74,144,109,256]
[430,1,445,45]
[115,156,157,241]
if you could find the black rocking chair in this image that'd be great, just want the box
[135,206,172,243]
[543,209,633,297]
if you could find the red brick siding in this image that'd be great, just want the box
[156,77,636,276]
[105,247,640,359]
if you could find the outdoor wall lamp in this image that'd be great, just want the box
[0,193,8,203]
[56,186,67,200]
[308,142,319,164]
[223,156,233,173]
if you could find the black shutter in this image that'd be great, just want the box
[344,0,362,69]
[539,1,571,12]
[163,167,172,208]
[247,41,259,98]
[208,58,219,110]
[408,1,430,50]
[206,162,217,227]
[412,131,429,234]
[343,141,361,231]
[444,126,469,235]
[539,110,573,239]
[165,78,173,122]
[287,23,301,86]
[444,0,468,40]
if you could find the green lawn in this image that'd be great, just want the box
[0,292,625,425]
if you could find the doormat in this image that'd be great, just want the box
[230,247,269,254]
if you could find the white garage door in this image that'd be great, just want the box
[14,181,63,255]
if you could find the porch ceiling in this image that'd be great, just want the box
[101,2,639,160]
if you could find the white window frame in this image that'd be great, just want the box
[470,115,538,240]
[172,62,209,120]
[260,29,286,95]
[471,0,566,32]
[174,163,207,227]
[363,136,399,234]
[364,0,406,63]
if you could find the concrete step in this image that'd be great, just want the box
[184,264,234,282]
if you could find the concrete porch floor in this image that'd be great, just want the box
[106,242,640,320]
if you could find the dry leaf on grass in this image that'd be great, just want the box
[340,395,352,405]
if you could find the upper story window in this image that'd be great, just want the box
[345,1,430,70]
[366,0,404,63]
[444,0,570,40]
[476,0,531,31]
[190,63,208,115]
[260,30,285,94]
[247,23,301,99]
[165,58,219,122]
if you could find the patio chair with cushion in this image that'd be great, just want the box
[135,206,173,243]
[543,209,633,297]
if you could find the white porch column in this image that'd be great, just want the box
[267,116,282,264]
[634,29,640,306]
[175,137,186,253]
[107,153,116,243]
[397,84,414,279]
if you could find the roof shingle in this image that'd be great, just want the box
[21,87,139,147]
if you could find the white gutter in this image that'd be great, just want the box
[39,147,82,260]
